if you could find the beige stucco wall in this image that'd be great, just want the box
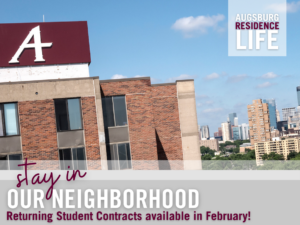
[176,80,202,170]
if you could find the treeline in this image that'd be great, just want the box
[262,152,300,160]
[200,139,251,161]
[200,144,300,170]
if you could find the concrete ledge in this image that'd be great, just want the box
[100,77,150,83]
[176,79,194,82]
[182,132,199,137]
[178,94,195,99]
[0,76,99,86]
[151,83,176,86]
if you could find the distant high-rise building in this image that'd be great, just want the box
[233,117,238,126]
[255,138,300,165]
[232,126,241,140]
[262,99,277,130]
[276,109,280,122]
[297,86,300,106]
[277,121,288,132]
[221,122,231,142]
[247,99,271,145]
[218,127,222,136]
[282,107,296,121]
[200,125,210,140]
[228,113,237,125]
[214,132,218,137]
[240,123,249,140]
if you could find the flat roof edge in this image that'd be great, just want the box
[100,77,150,83]
[176,79,194,82]
[151,83,176,86]
[0,76,99,85]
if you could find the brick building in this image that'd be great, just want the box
[255,138,300,165]
[247,99,271,145]
[0,21,201,170]
[199,139,219,151]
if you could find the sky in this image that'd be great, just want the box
[1,0,300,135]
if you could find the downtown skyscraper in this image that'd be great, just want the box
[228,113,237,125]
[200,125,210,140]
[262,99,277,130]
[247,99,271,145]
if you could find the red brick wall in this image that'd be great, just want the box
[19,100,59,169]
[100,79,151,96]
[81,97,101,170]
[100,79,159,169]
[19,97,101,170]
[152,85,183,170]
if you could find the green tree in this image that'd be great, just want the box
[287,152,297,160]
[245,148,252,153]
[224,141,234,146]
[200,146,215,157]
[262,152,284,160]
[291,155,300,160]
[202,154,212,160]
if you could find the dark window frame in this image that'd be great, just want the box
[102,95,128,128]
[107,142,132,170]
[54,98,83,132]
[58,147,87,170]
[0,102,20,138]
[0,153,23,170]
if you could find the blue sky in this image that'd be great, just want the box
[1,0,300,135]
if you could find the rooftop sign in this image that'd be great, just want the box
[0,21,91,67]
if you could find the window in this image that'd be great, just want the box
[54,98,83,132]
[0,154,22,170]
[59,148,86,170]
[102,96,128,128]
[107,143,132,170]
[0,103,20,137]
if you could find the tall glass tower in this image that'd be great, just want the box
[228,113,237,125]
[262,99,277,130]
[297,87,300,106]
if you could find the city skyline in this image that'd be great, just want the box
[200,86,300,136]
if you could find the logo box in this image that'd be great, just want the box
[0,21,91,67]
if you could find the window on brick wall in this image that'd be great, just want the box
[0,103,20,137]
[107,143,132,170]
[0,154,22,170]
[59,147,86,170]
[54,98,83,132]
[102,96,128,128]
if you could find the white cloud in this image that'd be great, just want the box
[196,94,209,99]
[202,108,224,113]
[204,73,220,80]
[256,82,276,88]
[267,1,300,13]
[111,74,127,79]
[287,1,300,12]
[227,74,248,83]
[166,74,197,82]
[260,72,278,79]
[171,14,225,37]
